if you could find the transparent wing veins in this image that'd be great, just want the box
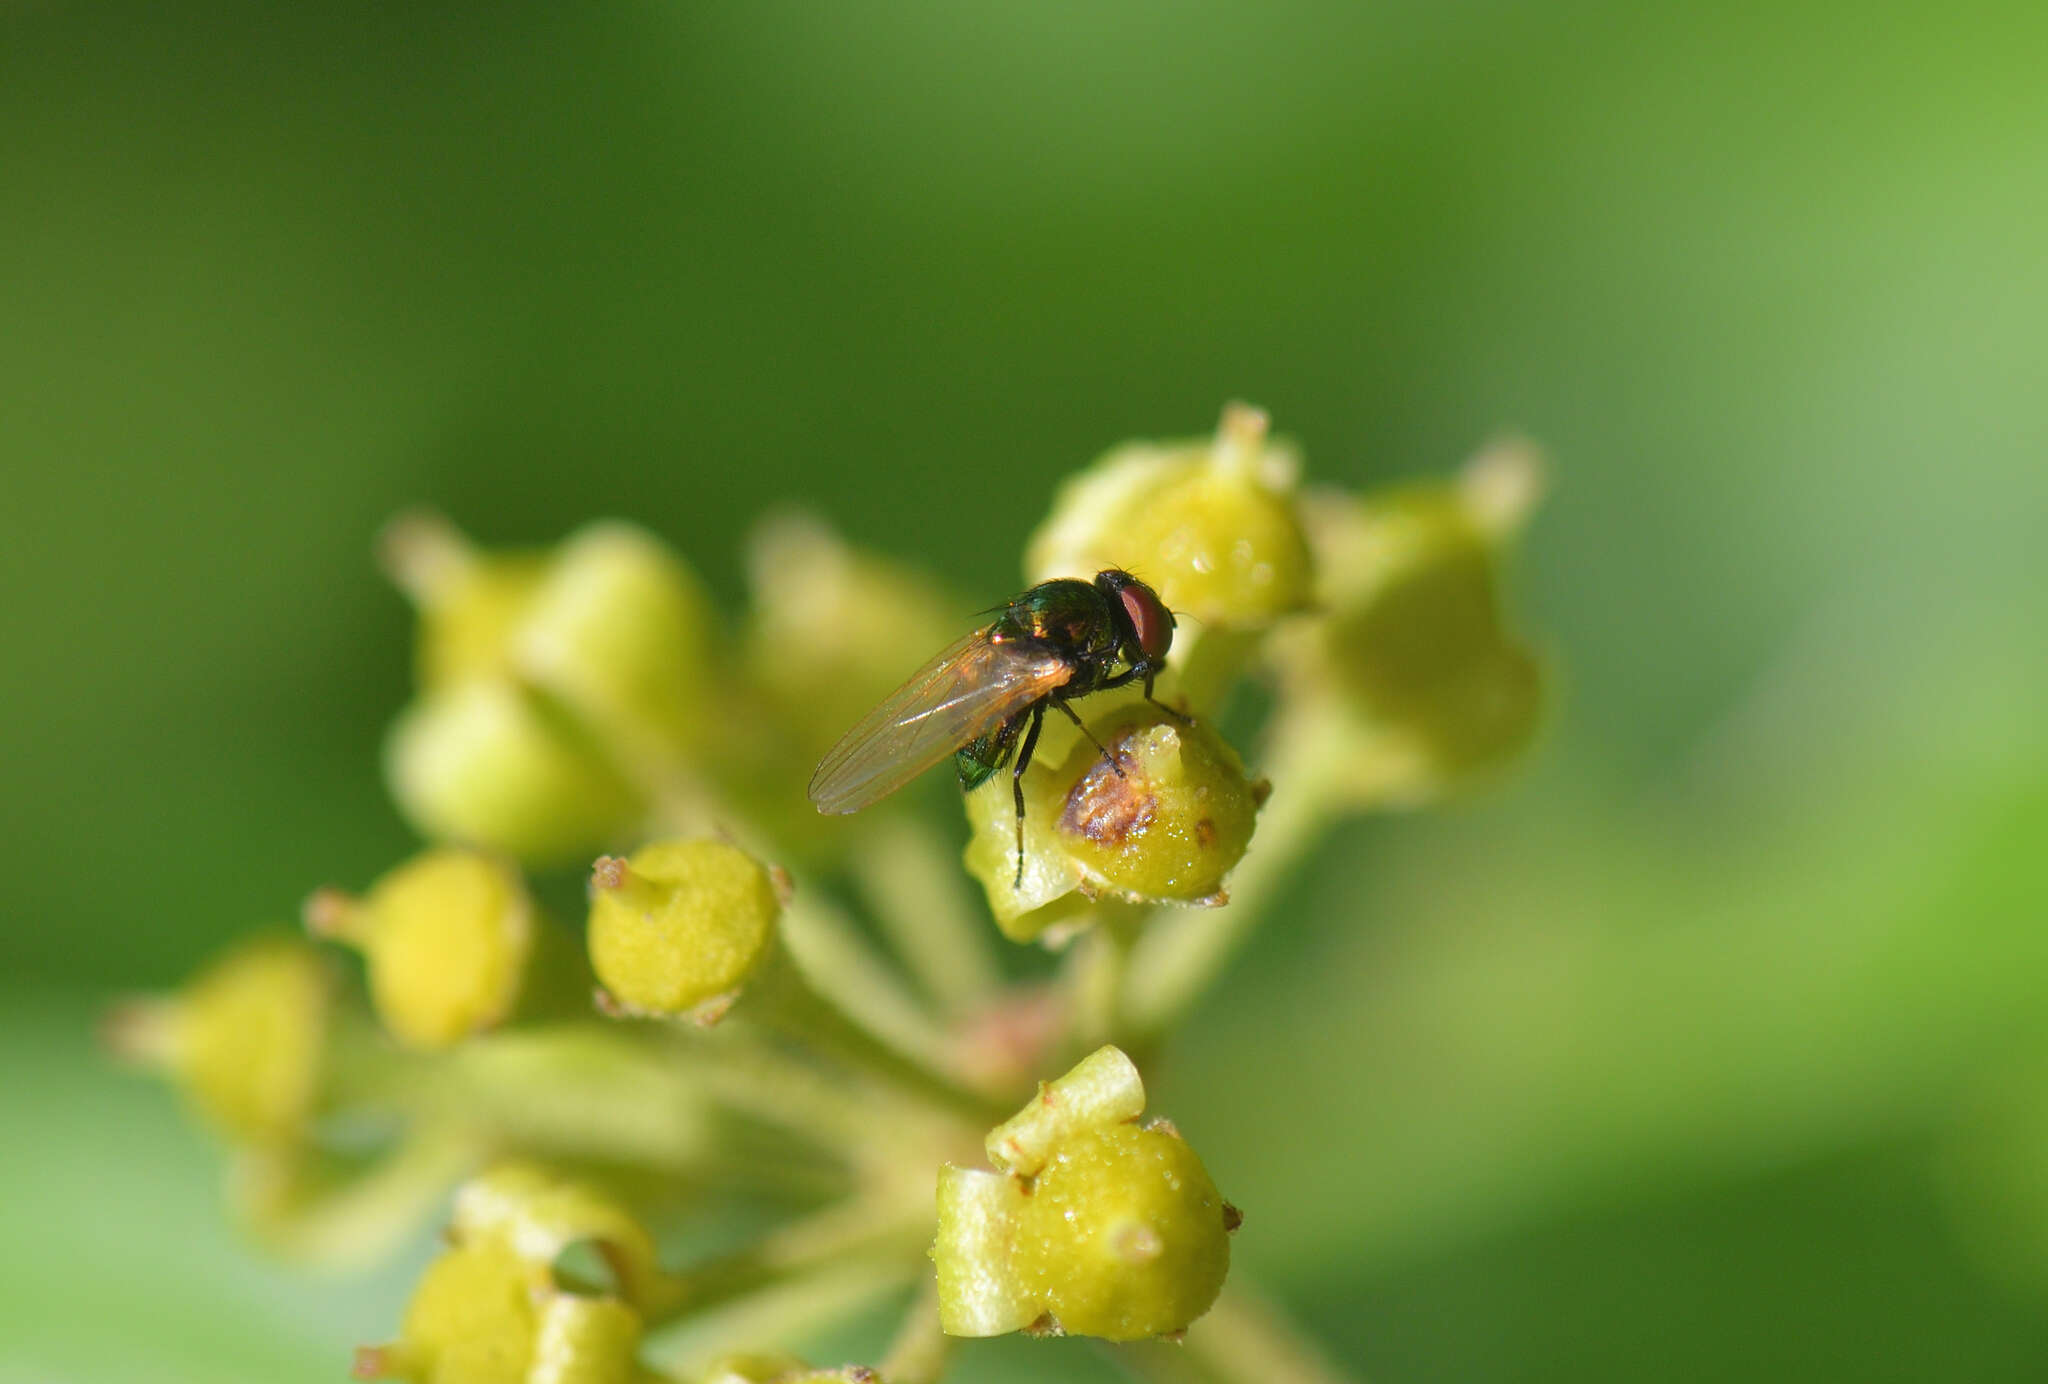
[807,632,1071,814]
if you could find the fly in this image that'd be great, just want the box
[808,569,1181,885]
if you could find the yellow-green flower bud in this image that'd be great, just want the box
[1292,442,1547,791]
[1026,403,1313,629]
[353,1239,650,1384]
[963,703,1262,940]
[104,935,333,1147]
[383,513,715,776]
[380,510,549,691]
[306,848,537,1050]
[354,1163,677,1384]
[744,513,959,766]
[934,1045,1235,1342]
[385,679,643,866]
[586,841,782,1020]
[512,520,716,771]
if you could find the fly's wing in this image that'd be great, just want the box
[808,631,1072,814]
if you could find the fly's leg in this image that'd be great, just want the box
[1096,662,1193,724]
[1011,702,1047,888]
[1143,667,1192,724]
[1052,697,1126,778]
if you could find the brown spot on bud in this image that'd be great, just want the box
[1024,1312,1067,1338]
[1194,817,1216,847]
[1222,1201,1244,1232]
[1061,743,1155,846]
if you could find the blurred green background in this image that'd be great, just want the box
[4,1,2045,1380]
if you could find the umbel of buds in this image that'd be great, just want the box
[932,1046,1237,1342]
[116,404,1551,1384]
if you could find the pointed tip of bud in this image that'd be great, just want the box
[377,509,475,608]
[591,855,631,892]
[1212,401,1270,474]
[302,886,363,942]
[1459,434,1547,540]
[350,1344,399,1380]
[100,994,181,1069]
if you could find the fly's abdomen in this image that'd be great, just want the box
[956,715,1026,791]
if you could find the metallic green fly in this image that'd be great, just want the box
[809,570,1181,884]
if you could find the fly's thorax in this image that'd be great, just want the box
[1008,579,1118,661]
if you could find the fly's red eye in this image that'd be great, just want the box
[1117,583,1174,662]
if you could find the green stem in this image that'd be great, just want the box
[851,815,1004,1020]
[751,945,1003,1126]
[644,1251,923,1379]
[1183,1284,1359,1384]
[656,1198,931,1325]
[1117,715,1350,1042]
[1109,1283,1358,1384]
[780,890,969,1090]
[1064,904,1143,1056]
[877,1278,953,1384]
[667,1024,950,1170]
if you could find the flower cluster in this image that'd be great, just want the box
[111,406,1546,1383]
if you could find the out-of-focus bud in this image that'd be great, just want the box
[354,1163,680,1384]
[933,1045,1235,1342]
[1282,438,1547,799]
[1026,403,1313,631]
[104,935,335,1147]
[744,513,959,767]
[586,840,783,1021]
[380,511,549,691]
[379,513,716,861]
[305,848,544,1050]
[963,704,1263,941]
[512,520,717,773]
[385,679,643,866]
[712,514,961,854]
